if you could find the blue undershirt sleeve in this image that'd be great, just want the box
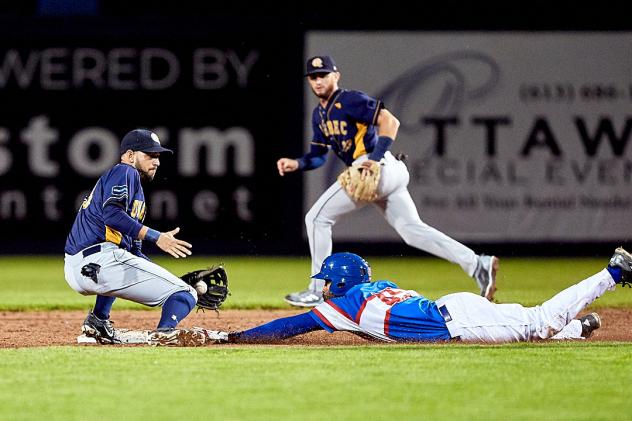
[297,143,328,171]
[130,240,151,261]
[229,312,322,343]
[102,204,144,239]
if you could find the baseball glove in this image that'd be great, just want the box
[181,265,229,311]
[338,161,381,202]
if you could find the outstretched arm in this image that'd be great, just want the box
[228,312,322,343]
[277,143,328,175]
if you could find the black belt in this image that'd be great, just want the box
[438,305,453,323]
[82,244,101,258]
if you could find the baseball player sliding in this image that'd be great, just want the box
[278,55,498,307]
[64,129,226,345]
[211,248,632,344]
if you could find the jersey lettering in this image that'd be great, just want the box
[312,90,383,166]
[80,184,98,210]
[81,191,93,210]
[65,164,145,255]
[320,120,348,137]
[373,288,416,306]
[311,282,450,342]
[130,200,146,220]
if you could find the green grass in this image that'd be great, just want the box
[0,343,630,421]
[1,256,631,420]
[0,255,630,310]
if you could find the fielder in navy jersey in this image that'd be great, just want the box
[217,250,632,344]
[64,129,197,344]
[278,55,498,308]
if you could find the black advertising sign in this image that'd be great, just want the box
[0,18,303,253]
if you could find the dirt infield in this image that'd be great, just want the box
[1,308,632,348]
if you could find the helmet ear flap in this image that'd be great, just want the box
[335,280,345,291]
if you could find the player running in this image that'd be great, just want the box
[277,55,498,307]
[211,249,632,344]
[63,129,198,344]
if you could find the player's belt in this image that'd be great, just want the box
[82,244,101,258]
[438,305,453,323]
[438,305,461,341]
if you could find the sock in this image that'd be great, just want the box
[607,266,622,282]
[157,291,196,330]
[93,295,116,320]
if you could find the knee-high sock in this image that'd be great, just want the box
[93,295,116,320]
[158,291,196,330]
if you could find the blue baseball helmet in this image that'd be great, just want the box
[312,252,371,296]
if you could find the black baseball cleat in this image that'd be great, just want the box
[608,247,632,287]
[579,313,601,339]
[82,310,117,344]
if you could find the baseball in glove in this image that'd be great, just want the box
[338,160,381,202]
[181,265,229,311]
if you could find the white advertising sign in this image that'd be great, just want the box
[305,32,632,241]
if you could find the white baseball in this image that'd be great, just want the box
[194,280,208,295]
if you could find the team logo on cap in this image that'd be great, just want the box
[311,57,324,68]
[150,132,161,144]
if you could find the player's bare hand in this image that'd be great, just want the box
[277,158,299,176]
[156,227,192,258]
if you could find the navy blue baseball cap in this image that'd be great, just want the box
[119,129,173,155]
[305,55,338,76]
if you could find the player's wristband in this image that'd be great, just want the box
[368,136,393,161]
[145,228,161,243]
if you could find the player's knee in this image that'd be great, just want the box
[305,209,333,229]
[305,207,318,228]
[176,289,197,309]
[171,288,197,306]
[187,287,198,303]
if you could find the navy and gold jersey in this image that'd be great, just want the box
[311,89,384,166]
[65,164,146,255]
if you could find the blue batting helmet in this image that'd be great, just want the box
[312,252,371,296]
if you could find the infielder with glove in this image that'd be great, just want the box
[214,249,632,344]
[278,55,498,307]
[64,129,228,344]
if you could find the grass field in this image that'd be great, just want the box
[1,255,631,420]
[1,255,630,310]
[1,343,631,420]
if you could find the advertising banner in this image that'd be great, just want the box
[0,19,301,251]
[305,32,632,242]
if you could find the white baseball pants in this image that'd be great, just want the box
[64,242,196,307]
[305,151,478,290]
[434,269,616,342]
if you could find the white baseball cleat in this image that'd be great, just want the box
[474,255,499,301]
[284,289,324,307]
